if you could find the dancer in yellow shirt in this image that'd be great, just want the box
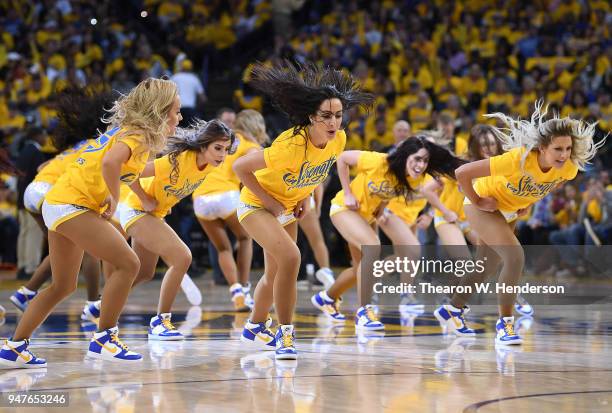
[12,88,113,323]
[437,101,605,346]
[0,78,179,368]
[118,119,235,339]
[313,138,465,331]
[193,110,267,311]
[234,63,373,359]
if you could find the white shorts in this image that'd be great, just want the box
[236,202,296,226]
[434,215,471,233]
[24,181,52,214]
[117,203,147,231]
[463,199,518,223]
[194,190,240,221]
[41,201,89,231]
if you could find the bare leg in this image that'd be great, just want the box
[128,216,191,314]
[240,210,299,325]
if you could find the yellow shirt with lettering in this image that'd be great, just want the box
[125,150,213,218]
[241,128,346,210]
[193,133,261,197]
[331,151,426,220]
[46,127,149,213]
[474,147,578,212]
[34,140,90,185]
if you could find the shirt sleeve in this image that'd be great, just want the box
[489,148,521,178]
[356,151,385,174]
[263,139,297,170]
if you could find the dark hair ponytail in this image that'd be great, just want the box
[250,61,374,134]
[386,136,467,200]
[163,119,236,185]
[52,87,118,152]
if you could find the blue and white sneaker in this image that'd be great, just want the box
[399,293,425,315]
[275,325,297,360]
[0,339,47,369]
[514,295,534,316]
[230,283,250,312]
[242,283,254,309]
[87,327,142,362]
[311,291,346,323]
[148,313,184,341]
[355,305,384,330]
[81,300,101,323]
[434,304,476,336]
[241,318,276,351]
[495,316,523,345]
[10,287,37,312]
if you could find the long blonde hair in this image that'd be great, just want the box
[105,77,177,153]
[484,100,606,171]
[234,109,269,145]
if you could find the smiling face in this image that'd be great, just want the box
[539,135,572,170]
[405,147,429,179]
[309,98,343,145]
[165,96,182,136]
[201,138,232,167]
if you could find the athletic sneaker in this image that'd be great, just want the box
[398,292,425,315]
[87,327,142,362]
[514,294,534,316]
[148,313,184,341]
[242,283,254,308]
[311,291,346,322]
[241,318,276,350]
[0,339,47,369]
[81,300,101,323]
[181,273,202,306]
[434,304,476,336]
[355,305,384,330]
[495,316,523,345]
[10,287,37,312]
[315,267,335,289]
[230,283,249,312]
[275,325,297,360]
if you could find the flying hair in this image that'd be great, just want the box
[484,100,606,171]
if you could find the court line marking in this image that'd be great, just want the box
[12,372,612,395]
[463,389,612,412]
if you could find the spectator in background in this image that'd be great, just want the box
[15,127,47,280]
[217,107,236,129]
[171,59,206,126]
[384,120,411,153]
[0,178,18,268]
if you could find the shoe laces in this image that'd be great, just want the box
[503,321,516,337]
[110,334,129,351]
[281,332,294,348]
[162,318,176,331]
[365,307,379,322]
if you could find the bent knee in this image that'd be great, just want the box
[170,247,192,271]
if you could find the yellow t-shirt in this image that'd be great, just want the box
[387,174,433,224]
[434,177,466,221]
[34,139,90,185]
[331,151,425,220]
[474,147,578,212]
[46,127,149,213]
[193,133,261,197]
[125,150,213,218]
[240,128,346,210]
